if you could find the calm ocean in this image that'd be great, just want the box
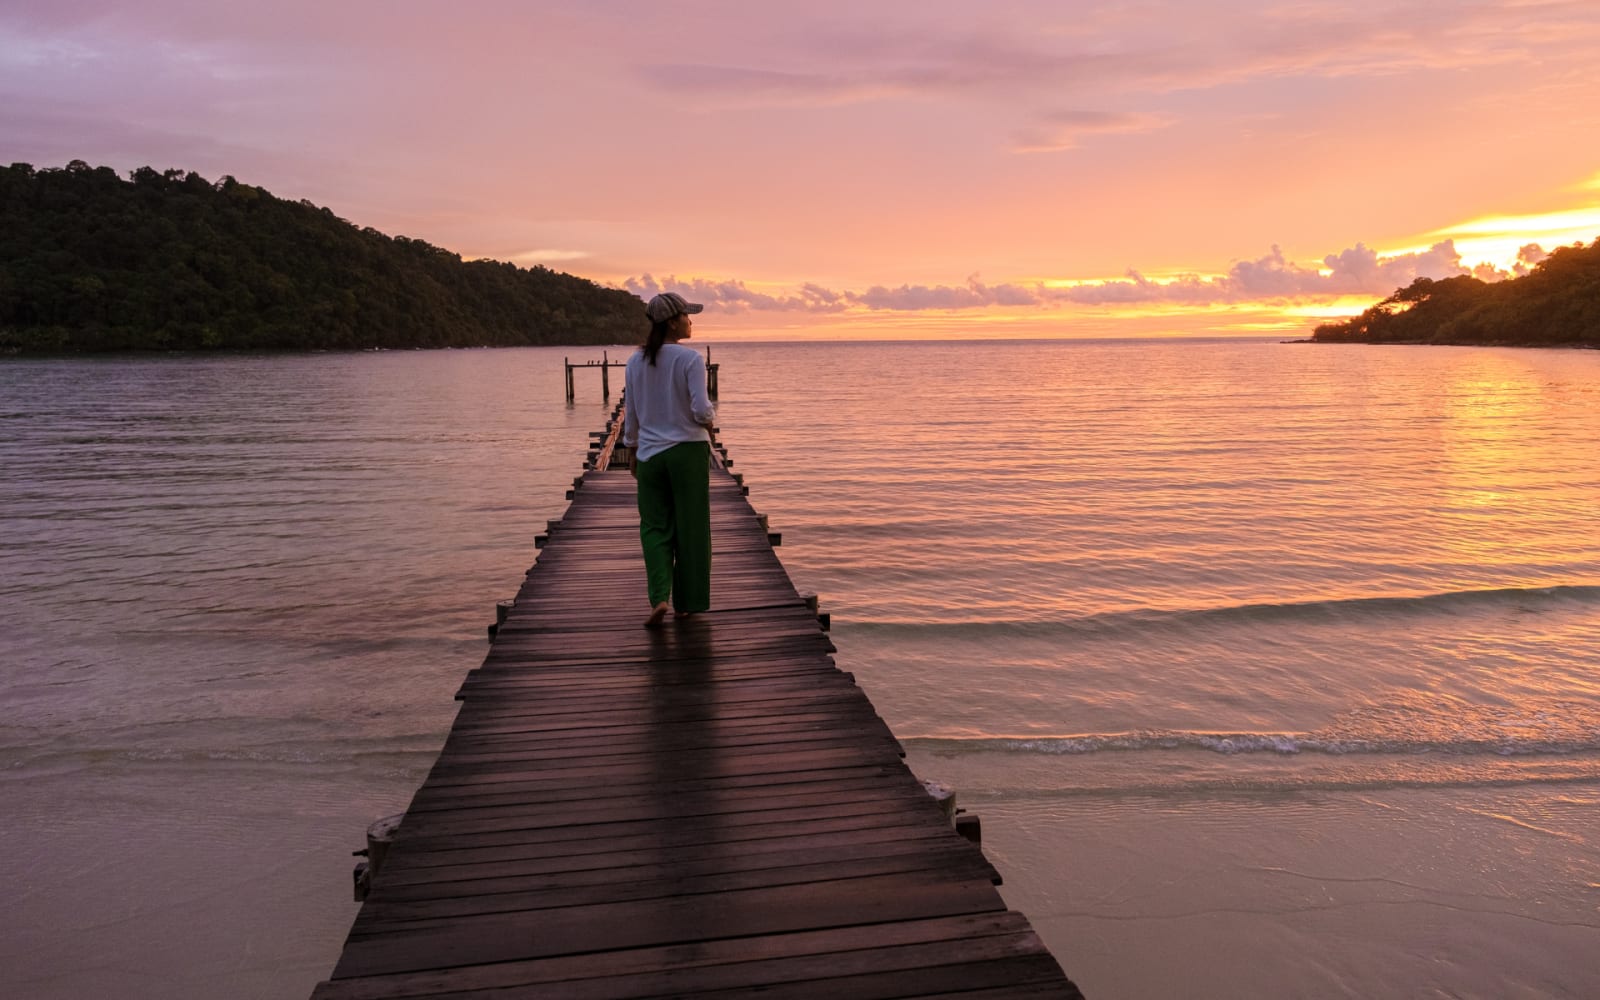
[3,339,1598,998]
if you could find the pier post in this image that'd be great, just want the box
[564,355,713,401]
[351,813,404,901]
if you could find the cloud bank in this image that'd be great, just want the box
[627,239,1522,314]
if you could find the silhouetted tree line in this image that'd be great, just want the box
[1312,238,1600,347]
[0,161,647,352]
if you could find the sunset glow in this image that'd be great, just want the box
[3,1,1597,338]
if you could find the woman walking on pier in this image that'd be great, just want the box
[623,292,717,627]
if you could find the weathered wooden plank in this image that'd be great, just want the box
[386,793,943,857]
[352,847,1000,928]
[405,768,904,819]
[441,695,872,737]
[328,934,1063,1000]
[312,913,1038,999]
[333,875,1008,976]
[412,743,900,792]
[437,703,881,744]
[374,817,971,884]
[392,775,939,840]
[425,724,903,772]
[374,834,997,902]
[452,678,865,712]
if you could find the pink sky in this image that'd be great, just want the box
[4,0,1599,337]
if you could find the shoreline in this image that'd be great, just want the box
[1287,338,1600,349]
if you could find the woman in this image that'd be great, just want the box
[622,292,717,627]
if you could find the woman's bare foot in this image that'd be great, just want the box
[645,601,670,627]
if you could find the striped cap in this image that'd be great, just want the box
[645,292,704,323]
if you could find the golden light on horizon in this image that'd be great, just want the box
[1425,204,1600,273]
[1283,297,1385,319]
[1037,271,1227,290]
[1440,208,1600,237]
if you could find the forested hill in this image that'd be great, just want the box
[1311,237,1600,347]
[0,161,646,352]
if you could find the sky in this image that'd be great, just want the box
[3,0,1599,339]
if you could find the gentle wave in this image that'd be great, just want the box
[904,727,1600,758]
[910,757,1600,798]
[846,584,1600,637]
[0,738,444,776]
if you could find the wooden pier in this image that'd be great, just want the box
[313,407,1082,999]
[566,348,720,402]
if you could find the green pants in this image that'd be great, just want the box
[635,441,711,612]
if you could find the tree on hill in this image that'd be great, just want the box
[1312,238,1600,347]
[0,160,648,352]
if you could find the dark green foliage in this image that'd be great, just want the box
[1312,239,1600,347]
[0,161,647,352]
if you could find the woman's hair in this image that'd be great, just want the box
[642,318,674,366]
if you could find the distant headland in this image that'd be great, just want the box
[0,161,646,353]
[1309,237,1600,348]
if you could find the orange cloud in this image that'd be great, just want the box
[624,240,1487,315]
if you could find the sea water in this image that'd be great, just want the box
[2,339,1597,998]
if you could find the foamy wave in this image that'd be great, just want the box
[906,727,1600,758]
[848,584,1600,637]
[0,737,442,777]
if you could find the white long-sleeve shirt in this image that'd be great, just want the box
[622,343,716,462]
